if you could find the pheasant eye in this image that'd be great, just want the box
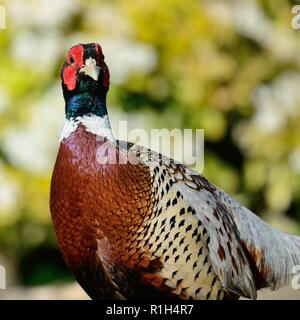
[69,56,75,64]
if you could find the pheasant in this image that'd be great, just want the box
[50,43,300,300]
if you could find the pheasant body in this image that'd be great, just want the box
[50,43,300,300]
[51,124,227,299]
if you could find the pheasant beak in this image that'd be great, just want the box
[79,57,101,81]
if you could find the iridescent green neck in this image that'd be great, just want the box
[65,93,107,119]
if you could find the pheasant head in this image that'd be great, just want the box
[61,43,110,119]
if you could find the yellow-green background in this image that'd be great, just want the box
[0,0,300,298]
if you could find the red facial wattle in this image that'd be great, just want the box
[63,67,77,91]
[63,45,84,91]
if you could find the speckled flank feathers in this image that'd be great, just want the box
[50,43,300,300]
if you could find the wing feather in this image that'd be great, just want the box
[122,141,300,298]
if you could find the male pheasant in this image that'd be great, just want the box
[50,43,300,300]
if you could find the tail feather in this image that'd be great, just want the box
[220,189,300,291]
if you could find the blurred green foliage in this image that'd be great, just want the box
[0,0,300,285]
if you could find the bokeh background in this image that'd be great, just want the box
[0,0,300,299]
